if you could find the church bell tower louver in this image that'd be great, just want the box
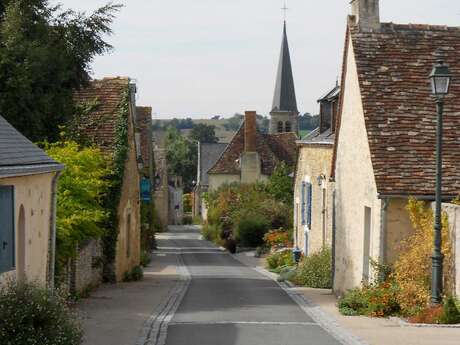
[269,21,299,134]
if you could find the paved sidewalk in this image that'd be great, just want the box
[234,251,460,345]
[77,251,179,345]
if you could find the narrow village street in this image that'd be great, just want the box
[148,226,350,345]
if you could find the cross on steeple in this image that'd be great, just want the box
[281,1,288,21]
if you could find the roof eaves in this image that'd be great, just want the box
[0,163,65,178]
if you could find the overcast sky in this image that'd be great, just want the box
[53,0,459,119]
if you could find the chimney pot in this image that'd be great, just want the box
[244,111,257,152]
[350,0,380,31]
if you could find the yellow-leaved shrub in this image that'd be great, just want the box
[391,198,453,314]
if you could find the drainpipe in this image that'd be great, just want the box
[48,171,61,290]
[331,189,336,287]
[379,198,389,276]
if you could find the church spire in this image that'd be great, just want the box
[271,21,298,113]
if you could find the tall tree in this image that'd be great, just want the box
[189,123,218,143]
[0,0,120,141]
[165,126,197,193]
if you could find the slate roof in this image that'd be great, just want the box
[199,143,227,186]
[271,22,298,113]
[333,19,460,197]
[318,84,340,103]
[136,106,153,168]
[300,128,335,145]
[74,77,131,155]
[208,123,297,175]
[0,115,63,177]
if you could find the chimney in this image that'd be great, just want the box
[350,0,380,31]
[244,111,257,152]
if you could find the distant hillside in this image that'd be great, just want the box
[153,117,236,143]
[152,113,319,143]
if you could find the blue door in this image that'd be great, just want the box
[0,186,14,273]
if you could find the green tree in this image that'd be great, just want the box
[189,123,218,143]
[266,162,293,205]
[0,0,120,141]
[165,126,197,192]
[45,141,111,271]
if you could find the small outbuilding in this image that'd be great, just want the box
[0,115,63,285]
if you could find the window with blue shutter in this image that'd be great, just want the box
[0,186,15,273]
[307,183,312,229]
[301,182,306,225]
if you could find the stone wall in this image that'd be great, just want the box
[115,110,141,282]
[441,203,460,296]
[73,240,103,294]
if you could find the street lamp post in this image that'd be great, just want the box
[429,60,452,305]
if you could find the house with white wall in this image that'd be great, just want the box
[332,0,460,293]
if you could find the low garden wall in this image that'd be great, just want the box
[442,203,460,296]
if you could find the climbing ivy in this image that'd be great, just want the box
[102,88,130,282]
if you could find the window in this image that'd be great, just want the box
[301,181,312,229]
[277,121,284,133]
[301,182,306,225]
[285,121,292,132]
[306,183,312,229]
[0,186,15,273]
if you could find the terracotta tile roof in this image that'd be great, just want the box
[74,77,130,155]
[136,106,153,168]
[208,123,297,175]
[334,20,460,197]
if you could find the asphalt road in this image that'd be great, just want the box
[160,226,342,345]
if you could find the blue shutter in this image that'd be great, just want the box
[307,183,312,229]
[301,182,306,225]
[0,186,15,273]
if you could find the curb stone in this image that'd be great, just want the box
[135,252,191,345]
[389,316,460,328]
[231,251,368,345]
[251,266,369,345]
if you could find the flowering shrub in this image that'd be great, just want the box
[339,198,455,319]
[292,248,333,289]
[266,249,295,271]
[391,198,453,315]
[0,280,82,344]
[263,230,291,249]
[338,282,400,317]
[205,182,293,248]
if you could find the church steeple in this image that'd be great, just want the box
[269,21,299,134]
[272,22,298,113]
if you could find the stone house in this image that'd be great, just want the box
[74,77,141,282]
[0,115,63,286]
[192,142,227,220]
[208,111,297,191]
[332,0,460,293]
[293,84,339,256]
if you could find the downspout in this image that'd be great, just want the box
[379,198,389,279]
[48,171,61,290]
[331,189,336,287]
